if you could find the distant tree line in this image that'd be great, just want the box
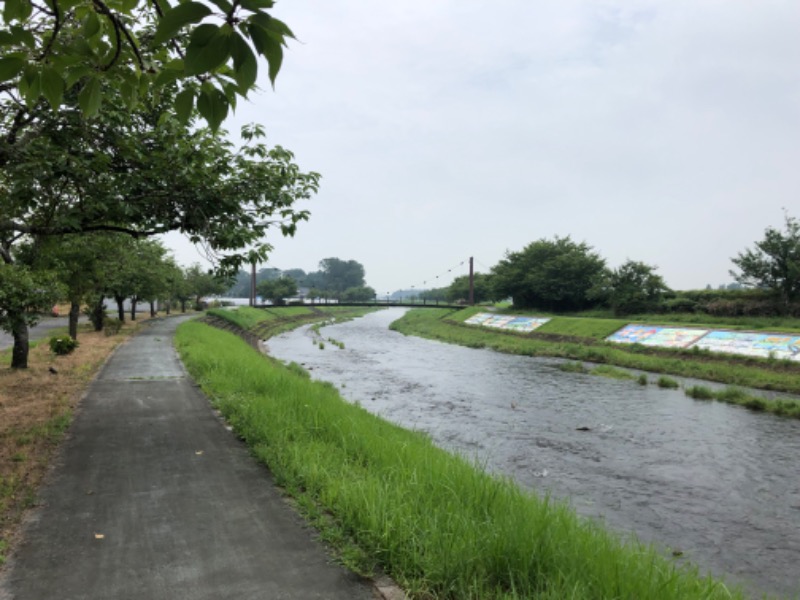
[419,214,800,317]
[227,257,376,304]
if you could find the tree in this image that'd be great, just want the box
[731,214,800,311]
[446,273,494,304]
[19,234,117,338]
[1,0,296,130]
[491,236,606,311]
[184,263,228,309]
[1,94,318,365]
[257,276,297,305]
[0,263,63,368]
[310,258,366,297]
[340,286,376,302]
[593,260,670,316]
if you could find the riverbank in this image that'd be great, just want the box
[176,317,751,600]
[390,307,800,418]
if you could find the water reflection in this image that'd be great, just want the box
[267,308,800,598]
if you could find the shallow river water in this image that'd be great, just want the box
[266,309,800,598]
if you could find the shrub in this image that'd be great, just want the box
[104,318,122,336]
[49,336,79,355]
[657,376,679,389]
[685,385,714,400]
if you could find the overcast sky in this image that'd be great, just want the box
[163,0,800,295]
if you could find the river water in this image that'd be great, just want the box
[266,308,800,598]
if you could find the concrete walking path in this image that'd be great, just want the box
[0,316,377,600]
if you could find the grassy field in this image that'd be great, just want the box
[176,320,748,600]
[389,308,800,418]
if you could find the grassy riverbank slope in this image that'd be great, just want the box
[390,307,800,419]
[176,319,749,600]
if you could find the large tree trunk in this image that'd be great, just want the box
[115,295,125,322]
[69,301,80,339]
[11,319,29,369]
[91,297,105,331]
[180,300,186,313]
[149,300,156,317]
[165,300,171,315]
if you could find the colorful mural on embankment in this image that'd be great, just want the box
[464,314,800,362]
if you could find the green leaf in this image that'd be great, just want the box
[78,77,102,118]
[197,86,228,131]
[18,65,40,106]
[247,23,282,85]
[82,12,101,38]
[152,1,213,45]
[0,56,24,82]
[12,25,35,47]
[206,0,233,13]
[185,26,233,76]
[231,32,257,92]
[249,12,295,40]
[3,0,31,24]
[64,64,92,88]
[174,87,194,124]
[120,81,138,110]
[188,22,218,47]
[154,67,180,87]
[240,0,275,11]
[40,66,64,109]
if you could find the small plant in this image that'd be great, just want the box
[685,385,714,400]
[318,341,325,350]
[104,318,122,336]
[591,365,636,380]
[657,376,679,389]
[637,374,649,386]
[49,336,79,356]
[558,361,588,374]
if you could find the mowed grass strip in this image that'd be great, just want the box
[175,321,746,600]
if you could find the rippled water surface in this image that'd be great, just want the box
[267,309,800,598]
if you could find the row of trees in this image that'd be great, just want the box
[228,257,376,304]
[0,232,229,367]
[2,1,318,368]
[422,214,800,317]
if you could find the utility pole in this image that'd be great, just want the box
[468,256,474,306]
[250,261,256,306]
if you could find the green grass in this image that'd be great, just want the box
[207,306,278,329]
[591,364,637,380]
[390,309,800,417]
[657,376,680,389]
[536,317,629,340]
[176,321,747,600]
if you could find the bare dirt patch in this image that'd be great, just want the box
[0,321,145,565]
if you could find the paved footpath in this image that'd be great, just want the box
[0,316,377,600]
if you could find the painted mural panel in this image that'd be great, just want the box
[690,331,800,361]
[606,325,708,348]
[464,313,550,333]
[646,328,710,348]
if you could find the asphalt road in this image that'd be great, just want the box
[0,316,377,600]
[0,316,83,352]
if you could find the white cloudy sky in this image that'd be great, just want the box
[164,0,800,295]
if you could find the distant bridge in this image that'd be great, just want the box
[255,301,468,310]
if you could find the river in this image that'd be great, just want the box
[266,308,800,598]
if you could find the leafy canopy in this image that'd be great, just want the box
[730,213,800,308]
[0,0,295,130]
[491,236,607,311]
